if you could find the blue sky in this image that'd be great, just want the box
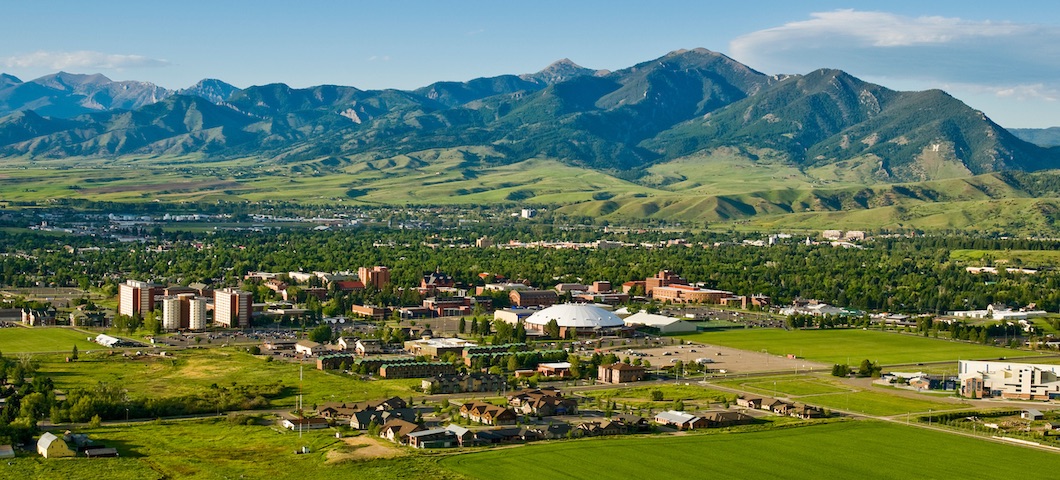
[2,1,1060,127]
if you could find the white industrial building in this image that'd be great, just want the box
[622,311,697,334]
[959,360,1060,400]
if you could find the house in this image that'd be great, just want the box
[654,410,707,430]
[598,362,646,384]
[702,411,754,428]
[422,373,506,394]
[790,404,825,419]
[37,432,75,458]
[355,339,384,356]
[317,402,358,420]
[280,416,330,430]
[578,419,626,436]
[474,427,525,444]
[507,388,578,416]
[525,423,575,439]
[380,419,423,444]
[736,397,763,409]
[294,340,327,357]
[445,424,475,446]
[406,428,458,448]
[612,414,651,433]
[351,409,415,430]
[460,401,518,425]
[764,400,794,415]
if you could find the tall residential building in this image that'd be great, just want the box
[358,266,391,290]
[215,288,252,328]
[161,293,207,330]
[118,280,162,318]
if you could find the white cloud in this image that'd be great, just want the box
[729,10,1060,88]
[1,50,170,70]
[367,55,391,62]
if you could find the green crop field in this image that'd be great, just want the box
[6,419,461,480]
[0,327,98,353]
[36,348,419,407]
[679,328,1027,365]
[441,421,1060,479]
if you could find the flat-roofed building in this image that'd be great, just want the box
[118,279,162,317]
[215,287,252,328]
[404,337,477,358]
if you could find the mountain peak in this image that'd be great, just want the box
[0,73,22,87]
[33,71,114,90]
[521,58,603,84]
[178,78,240,104]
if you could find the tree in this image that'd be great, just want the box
[568,354,582,379]
[650,390,664,401]
[70,345,78,361]
[458,317,466,334]
[857,359,874,377]
[831,364,850,377]
[308,324,332,344]
[545,319,560,339]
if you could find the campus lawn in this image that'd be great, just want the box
[441,421,1060,479]
[36,348,420,408]
[7,419,465,480]
[679,328,1027,365]
[729,376,854,397]
[798,390,967,417]
[0,326,98,354]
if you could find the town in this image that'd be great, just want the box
[2,224,1060,479]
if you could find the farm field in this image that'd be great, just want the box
[803,390,966,417]
[36,348,420,407]
[6,418,461,480]
[441,421,1060,479]
[679,328,1027,365]
[0,326,98,353]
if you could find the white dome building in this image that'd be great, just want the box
[525,303,626,337]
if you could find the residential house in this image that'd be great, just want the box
[612,414,651,433]
[459,401,518,425]
[702,411,754,428]
[355,339,384,356]
[294,340,326,357]
[736,397,763,409]
[507,388,578,416]
[351,409,415,430]
[406,428,458,448]
[380,419,422,444]
[790,404,825,419]
[280,416,330,430]
[445,424,475,446]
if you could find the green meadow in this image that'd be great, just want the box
[679,328,1025,365]
[6,418,461,480]
[442,421,1060,479]
[37,348,419,407]
[0,327,98,354]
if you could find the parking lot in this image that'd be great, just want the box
[633,341,829,375]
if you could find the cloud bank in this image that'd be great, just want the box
[730,10,1060,100]
[1,50,170,70]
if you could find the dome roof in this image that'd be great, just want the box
[525,304,624,328]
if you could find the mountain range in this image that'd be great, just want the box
[0,48,1058,185]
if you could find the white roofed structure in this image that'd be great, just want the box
[622,311,697,334]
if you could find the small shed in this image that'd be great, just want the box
[1022,409,1044,421]
[0,444,14,459]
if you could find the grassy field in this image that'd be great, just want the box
[803,390,965,417]
[0,327,98,353]
[736,377,853,396]
[6,418,463,480]
[37,348,420,407]
[442,421,1060,479]
[679,328,1026,365]
[950,249,1060,267]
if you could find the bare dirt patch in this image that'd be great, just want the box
[326,435,406,463]
[637,342,829,375]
